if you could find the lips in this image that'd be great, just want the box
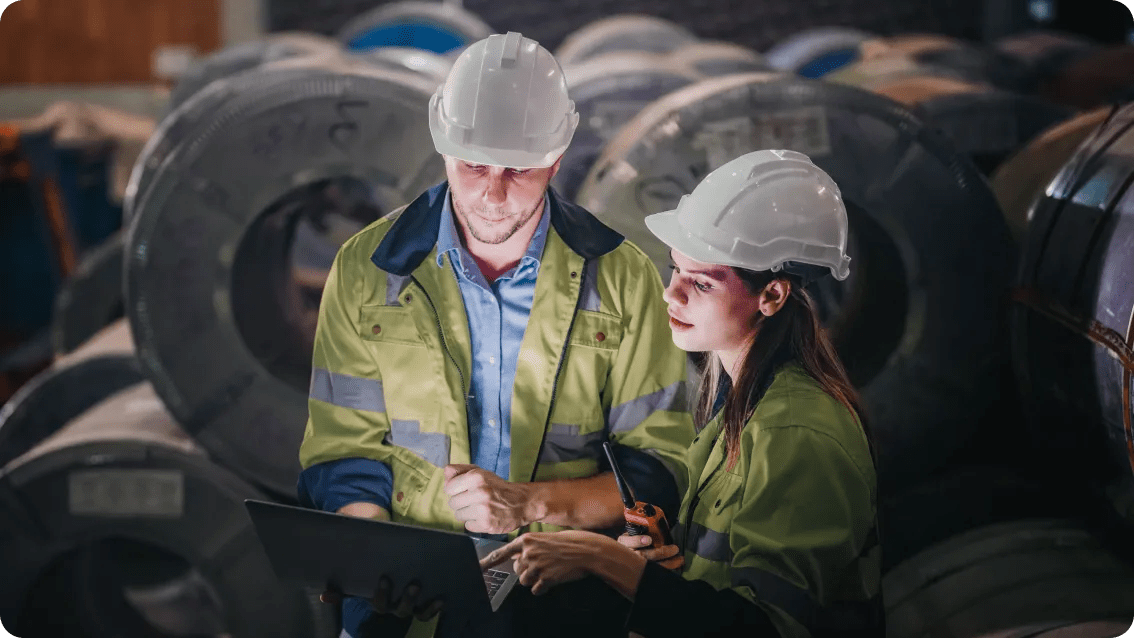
[669,314,693,330]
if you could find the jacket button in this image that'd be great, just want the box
[595,331,606,342]
[404,294,413,303]
[372,324,382,334]
[396,491,404,502]
[570,271,577,279]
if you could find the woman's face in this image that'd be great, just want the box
[662,250,763,354]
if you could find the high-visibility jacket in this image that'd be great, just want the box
[630,362,882,638]
[298,182,696,534]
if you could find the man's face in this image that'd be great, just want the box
[444,156,560,245]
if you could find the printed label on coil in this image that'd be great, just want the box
[693,106,831,170]
[69,469,184,517]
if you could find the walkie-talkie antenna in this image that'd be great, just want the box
[603,442,636,509]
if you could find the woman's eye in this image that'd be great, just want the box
[694,281,712,292]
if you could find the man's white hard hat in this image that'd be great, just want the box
[428,31,579,169]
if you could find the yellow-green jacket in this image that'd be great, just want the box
[297,183,695,534]
[627,363,883,637]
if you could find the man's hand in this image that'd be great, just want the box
[337,502,391,521]
[479,530,614,596]
[319,577,443,622]
[443,464,538,534]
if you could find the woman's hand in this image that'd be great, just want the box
[617,534,685,570]
[479,530,620,596]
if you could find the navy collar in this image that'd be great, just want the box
[371,182,623,276]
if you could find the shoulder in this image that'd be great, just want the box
[336,210,403,273]
[590,237,667,311]
[745,363,875,482]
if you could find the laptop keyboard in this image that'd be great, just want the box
[483,569,510,598]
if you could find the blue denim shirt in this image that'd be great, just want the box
[435,187,550,481]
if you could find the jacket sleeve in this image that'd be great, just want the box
[627,425,879,638]
[297,241,394,513]
[603,253,696,522]
[626,560,781,638]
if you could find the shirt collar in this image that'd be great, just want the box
[435,186,551,274]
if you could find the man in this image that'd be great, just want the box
[298,32,694,638]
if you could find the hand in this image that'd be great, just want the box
[617,534,685,570]
[318,576,444,621]
[479,530,615,596]
[444,464,537,534]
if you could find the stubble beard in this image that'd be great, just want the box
[453,195,544,245]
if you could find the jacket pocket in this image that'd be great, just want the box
[358,305,425,347]
[568,310,623,350]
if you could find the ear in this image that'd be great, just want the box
[758,278,792,317]
[547,154,564,181]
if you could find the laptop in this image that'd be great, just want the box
[244,499,519,621]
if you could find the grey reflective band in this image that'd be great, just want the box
[386,420,451,467]
[684,520,733,562]
[539,423,605,463]
[386,273,411,306]
[310,368,386,412]
[608,381,689,433]
[731,566,881,632]
[580,258,601,311]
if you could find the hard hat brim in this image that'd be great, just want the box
[644,209,750,270]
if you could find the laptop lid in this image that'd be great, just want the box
[244,499,518,619]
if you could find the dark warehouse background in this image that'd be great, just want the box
[2,0,1134,637]
[269,0,1134,50]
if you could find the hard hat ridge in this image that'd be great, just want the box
[644,149,853,281]
[428,31,579,168]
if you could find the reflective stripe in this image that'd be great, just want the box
[731,567,882,633]
[608,381,689,434]
[310,368,386,412]
[580,259,601,312]
[386,420,451,467]
[539,423,605,464]
[731,566,817,629]
[685,520,732,562]
[386,273,411,306]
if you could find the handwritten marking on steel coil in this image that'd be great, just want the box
[69,469,185,517]
[693,107,832,171]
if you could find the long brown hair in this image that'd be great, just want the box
[693,267,869,471]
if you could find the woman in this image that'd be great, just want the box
[481,149,882,638]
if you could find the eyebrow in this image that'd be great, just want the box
[671,259,728,281]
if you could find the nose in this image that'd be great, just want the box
[484,171,507,205]
[662,274,685,306]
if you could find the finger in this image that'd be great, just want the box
[442,464,478,492]
[642,544,681,562]
[373,576,392,614]
[532,578,547,597]
[319,591,341,605]
[617,534,653,548]
[479,538,522,570]
[394,581,419,618]
[415,598,445,622]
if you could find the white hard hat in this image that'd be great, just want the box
[645,149,852,281]
[428,31,579,168]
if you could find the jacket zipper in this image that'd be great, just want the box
[528,260,587,483]
[681,439,727,557]
[411,272,471,418]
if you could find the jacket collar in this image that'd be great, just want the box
[371,182,623,275]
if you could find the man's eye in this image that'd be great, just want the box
[508,169,528,176]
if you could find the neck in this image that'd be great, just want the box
[455,196,545,283]
[717,349,744,384]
